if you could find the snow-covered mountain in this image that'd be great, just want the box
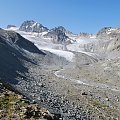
[43,26,70,44]
[18,20,76,44]
[6,20,120,62]
[19,20,48,33]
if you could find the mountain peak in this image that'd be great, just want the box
[19,20,48,33]
[7,25,17,29]
[55,26,66,32]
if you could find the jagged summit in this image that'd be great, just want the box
[52,26,66,33]
[44,26,69,44]
[51,26,73,35]
[19,20,48,33]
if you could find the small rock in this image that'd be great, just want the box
[105,98,109,101]
[17,95,23,99]
[116,99,119,102]
[39,83,45,87]
[43,112,53,120]
[81,92,88,95]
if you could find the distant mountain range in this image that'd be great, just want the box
[7,20,93,44]
[6,20,120,53]
[20,20,120,39]
[19,20,70,44]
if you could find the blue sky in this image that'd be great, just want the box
[0,0,120,34]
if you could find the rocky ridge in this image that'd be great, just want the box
[13,20,74,44]
[96,26,120,40]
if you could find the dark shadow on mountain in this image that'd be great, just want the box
[0,29,46,85]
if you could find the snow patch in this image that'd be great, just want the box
[6,27,19,31]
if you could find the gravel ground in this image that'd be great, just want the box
[10,52,120,120]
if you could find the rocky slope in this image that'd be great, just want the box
[96,26,120,40]
[0,28,46,85]
[0,80,54,120]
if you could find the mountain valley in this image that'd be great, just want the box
[0,20,120,120]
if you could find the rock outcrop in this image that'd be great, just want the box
[96,26,120,40]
